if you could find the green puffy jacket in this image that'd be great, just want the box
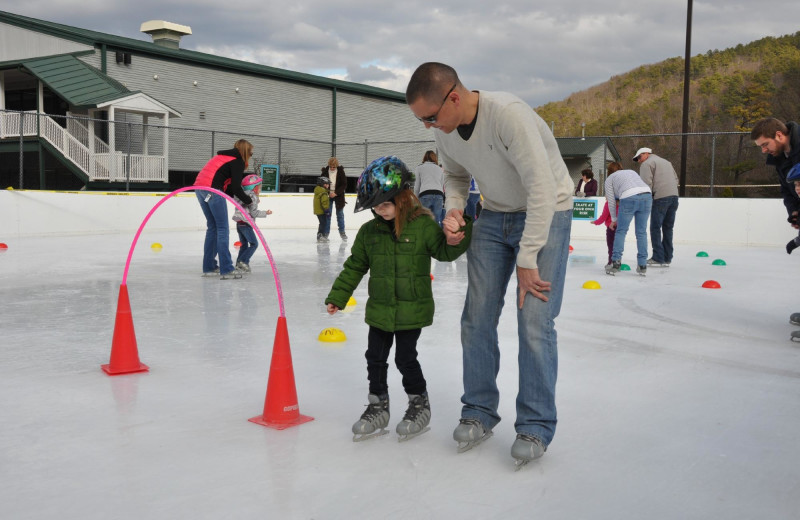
[325,213,472,332]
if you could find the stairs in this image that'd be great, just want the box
[0,111,167,183]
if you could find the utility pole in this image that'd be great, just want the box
[679,0,693,197]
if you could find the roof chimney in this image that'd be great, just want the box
[140,20,192,49]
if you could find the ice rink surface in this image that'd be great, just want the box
[2,228,800,519]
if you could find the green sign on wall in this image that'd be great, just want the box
[572,199,597,220]
[260,164,280,193]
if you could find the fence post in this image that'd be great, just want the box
[211,130,215,158]
[364,139,368,169]
[19,110,24,189]
[126,122,132,192]
[709,134,717,198]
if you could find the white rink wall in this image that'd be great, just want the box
[0,191,793,247]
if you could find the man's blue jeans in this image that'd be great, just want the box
[460,209,572,446]
[236,223,259,265]
[612,193,652,266]
[196,190,234,275]
[334,206,346,234]
[650,196,678,263]
[419,193,444,226]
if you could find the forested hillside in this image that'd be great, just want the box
[536,32,800,196]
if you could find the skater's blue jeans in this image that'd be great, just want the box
[650,195,678,263]
[317,214,330,237]
[460,209,571,446]
[235,222,259,265]
[196,190,234,275]
[611,193,652,267]
[334,206,346,234]
[419,193,444,226]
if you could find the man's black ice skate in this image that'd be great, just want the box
[396,393,431,442]
[352,393,389,442]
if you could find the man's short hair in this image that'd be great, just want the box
[750,118,788,140]
[406,62,460,105]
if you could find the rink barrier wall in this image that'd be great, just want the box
[0,191,793,247]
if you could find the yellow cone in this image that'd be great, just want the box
[318,327,347,342]
[582,280,601,290]
[151,243,163,252]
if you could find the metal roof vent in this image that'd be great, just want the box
[140,20,192,49]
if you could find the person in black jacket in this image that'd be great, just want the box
[194,139,254,279]
[322,157,348,240]
[751,118,800,325]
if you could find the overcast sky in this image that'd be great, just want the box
[5,1,800,107]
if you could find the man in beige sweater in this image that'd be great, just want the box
[406,62,573,468]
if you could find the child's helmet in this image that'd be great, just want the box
[354,156,413,212]
[788,163,800,183]
[242,174,261,191]
[317,176,331,186]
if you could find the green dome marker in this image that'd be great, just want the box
[620,264,631,271]
[712,259,727,266]
[696,251,709,257]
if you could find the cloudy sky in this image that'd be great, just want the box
[5,1,800,107]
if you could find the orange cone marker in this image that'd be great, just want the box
[102,284,149,375]
[249,317,314,429]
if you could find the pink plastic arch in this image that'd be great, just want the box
[121,185,285,317]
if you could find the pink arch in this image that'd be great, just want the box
[122,185,285,317]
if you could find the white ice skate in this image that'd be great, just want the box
[396,394,431,442]
[605,261,621,276]
[511,433,546,471]
[352,394,389,442]
[453,418,493,453]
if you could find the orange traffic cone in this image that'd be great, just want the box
[249,317,314,429]
[102,284,149,375]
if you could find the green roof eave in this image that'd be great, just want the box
[20,54,131,107]
[0,10,407,102]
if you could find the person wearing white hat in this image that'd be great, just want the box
[634,147,679,267]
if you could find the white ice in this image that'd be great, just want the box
[1,229,799,519]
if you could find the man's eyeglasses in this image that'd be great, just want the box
[416,83,456,124]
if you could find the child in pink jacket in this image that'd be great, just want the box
[592,201,618,267]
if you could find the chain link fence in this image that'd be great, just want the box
[0,108,783,197]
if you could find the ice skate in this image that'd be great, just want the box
[647,258,669,268]
[790,312,800,326]
[340,231,348,241]
[636,265,647,276]
[605,260,621,276]
[396,394,431,442]
[352,393,389,442]
[791,330,800,342]
[236,261,251,273]
[511,433,546,471]
[453,418,492,453]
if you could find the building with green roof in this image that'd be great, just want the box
[0,10,428,190]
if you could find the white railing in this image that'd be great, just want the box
[0,111,38,138]
[2,111,167,183]
[95,153,167,182]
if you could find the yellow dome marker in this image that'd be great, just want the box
[582,280,601,290]
[318,328,347,342]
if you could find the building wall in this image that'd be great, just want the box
[0,22,92,61]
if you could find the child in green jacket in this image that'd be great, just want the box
[313,176,331,242]
[325,156,472,442]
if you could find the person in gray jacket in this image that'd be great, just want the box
[634,147,679,267]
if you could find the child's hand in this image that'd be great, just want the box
[266,209,273,215]
[442,215,462,233]
[326,303,340,315]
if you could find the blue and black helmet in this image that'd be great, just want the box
[787,162,800,183]
[354,156,414,212]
